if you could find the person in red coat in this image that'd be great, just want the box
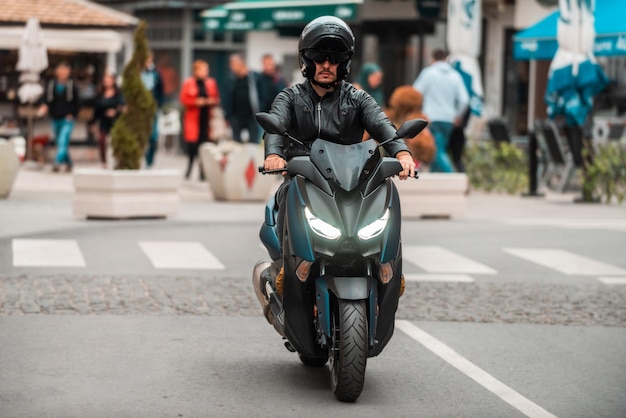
[180,60,220,180]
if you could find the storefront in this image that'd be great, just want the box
[0,0,136,142]
[200,0,449,105]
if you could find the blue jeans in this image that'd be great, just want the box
[145,114,159,167]
[52,118,74,166]
[429,121,455,173]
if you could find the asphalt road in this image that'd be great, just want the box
[1,189,625,416]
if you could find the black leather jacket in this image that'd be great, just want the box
[264,81,410,160]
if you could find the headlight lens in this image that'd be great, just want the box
[304,207,341,240]
[358,209,390,240]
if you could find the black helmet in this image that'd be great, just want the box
[298,16,355,81]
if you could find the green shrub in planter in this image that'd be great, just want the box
[110,21,156,170]
[582,141,626,204]
[464,141,528,194]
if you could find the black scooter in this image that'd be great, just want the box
[253,112,426,402]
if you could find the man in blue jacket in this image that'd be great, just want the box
[413,49,469,173]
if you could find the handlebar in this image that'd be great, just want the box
[258,166,287,174]
[259,165,418,178]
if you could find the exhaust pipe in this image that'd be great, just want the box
[252,260,285,337]
[253,261,272,322]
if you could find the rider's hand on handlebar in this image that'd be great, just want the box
[264,154,287,174]
[395,151,416,180]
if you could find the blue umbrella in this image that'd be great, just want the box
[545,0,608,127]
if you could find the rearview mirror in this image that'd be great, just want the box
[396,119,428,139]
[256,112,286,135]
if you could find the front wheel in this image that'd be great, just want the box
[329,299,368,402]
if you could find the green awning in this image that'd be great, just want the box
[201,0,362,32]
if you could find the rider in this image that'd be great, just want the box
[263,16,416,249]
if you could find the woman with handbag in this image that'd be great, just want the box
[179,60,220,180]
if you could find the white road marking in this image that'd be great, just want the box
[404,274,475,283]
[597,277,626,285]
[404,246,496,274]
[396,320,558,418]
[503,248,626,276]
[12,239,86,267]
[139,241,225,270]
[500,218,626,231]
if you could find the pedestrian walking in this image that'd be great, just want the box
[448,107,470,172]
[38,61,80,173]
[179,60,220,180]
[356,63,384,106]
[413,49,468,173]
[92,72,123,168]
[258,54,287,113]
[222,53,261,144]
[141,51,164,168]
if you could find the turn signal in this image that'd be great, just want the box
[379,262,393,284]
[296,260,313,282]
[276,267,284,296]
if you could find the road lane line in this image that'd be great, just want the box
[12,239,86,267]
[396,320,558,418]
[598,277,626,285]
[139,241,225,270]
[404,274,475,283]
[503,248,626,276]
[404,246,497,274]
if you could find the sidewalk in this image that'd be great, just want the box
[4,150,625,238]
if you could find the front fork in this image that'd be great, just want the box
[313,260,378,350]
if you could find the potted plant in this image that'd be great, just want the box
[0,139,20,199]
[72,21,181,219]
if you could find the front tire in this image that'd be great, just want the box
[329,300,368,402]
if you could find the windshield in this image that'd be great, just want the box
[310,138,379,192]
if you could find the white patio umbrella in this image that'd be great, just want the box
[15,17,48,161]
[16,17,48,104]
[446,0,483,116]
[545,0,607,127]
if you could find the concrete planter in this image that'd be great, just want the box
[73,168,182,219]
[0,139,20,199]
[394,173,468,218]
[199,142,279,201]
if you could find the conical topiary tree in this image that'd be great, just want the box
[110,20,156,170]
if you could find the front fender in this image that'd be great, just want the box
[315,276,376,348]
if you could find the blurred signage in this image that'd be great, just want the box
[203,1,359,32]
[415,0,442,19]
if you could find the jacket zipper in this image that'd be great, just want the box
[317,100,322,137]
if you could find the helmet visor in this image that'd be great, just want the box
[304,49,351,64]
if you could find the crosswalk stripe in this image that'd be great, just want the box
[503,248,626,276]
[12,239,86,267]
[403,246,497,274]
[501,218,626,231]
[597,277,626,285]
[139,241,225,270]
[404,274,475,283]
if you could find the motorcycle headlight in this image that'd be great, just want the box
[304,207,341,240]
[358,209,390,240]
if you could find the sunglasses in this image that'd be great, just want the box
[304,50,351,64]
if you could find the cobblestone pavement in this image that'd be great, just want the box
[1,275,624,327]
